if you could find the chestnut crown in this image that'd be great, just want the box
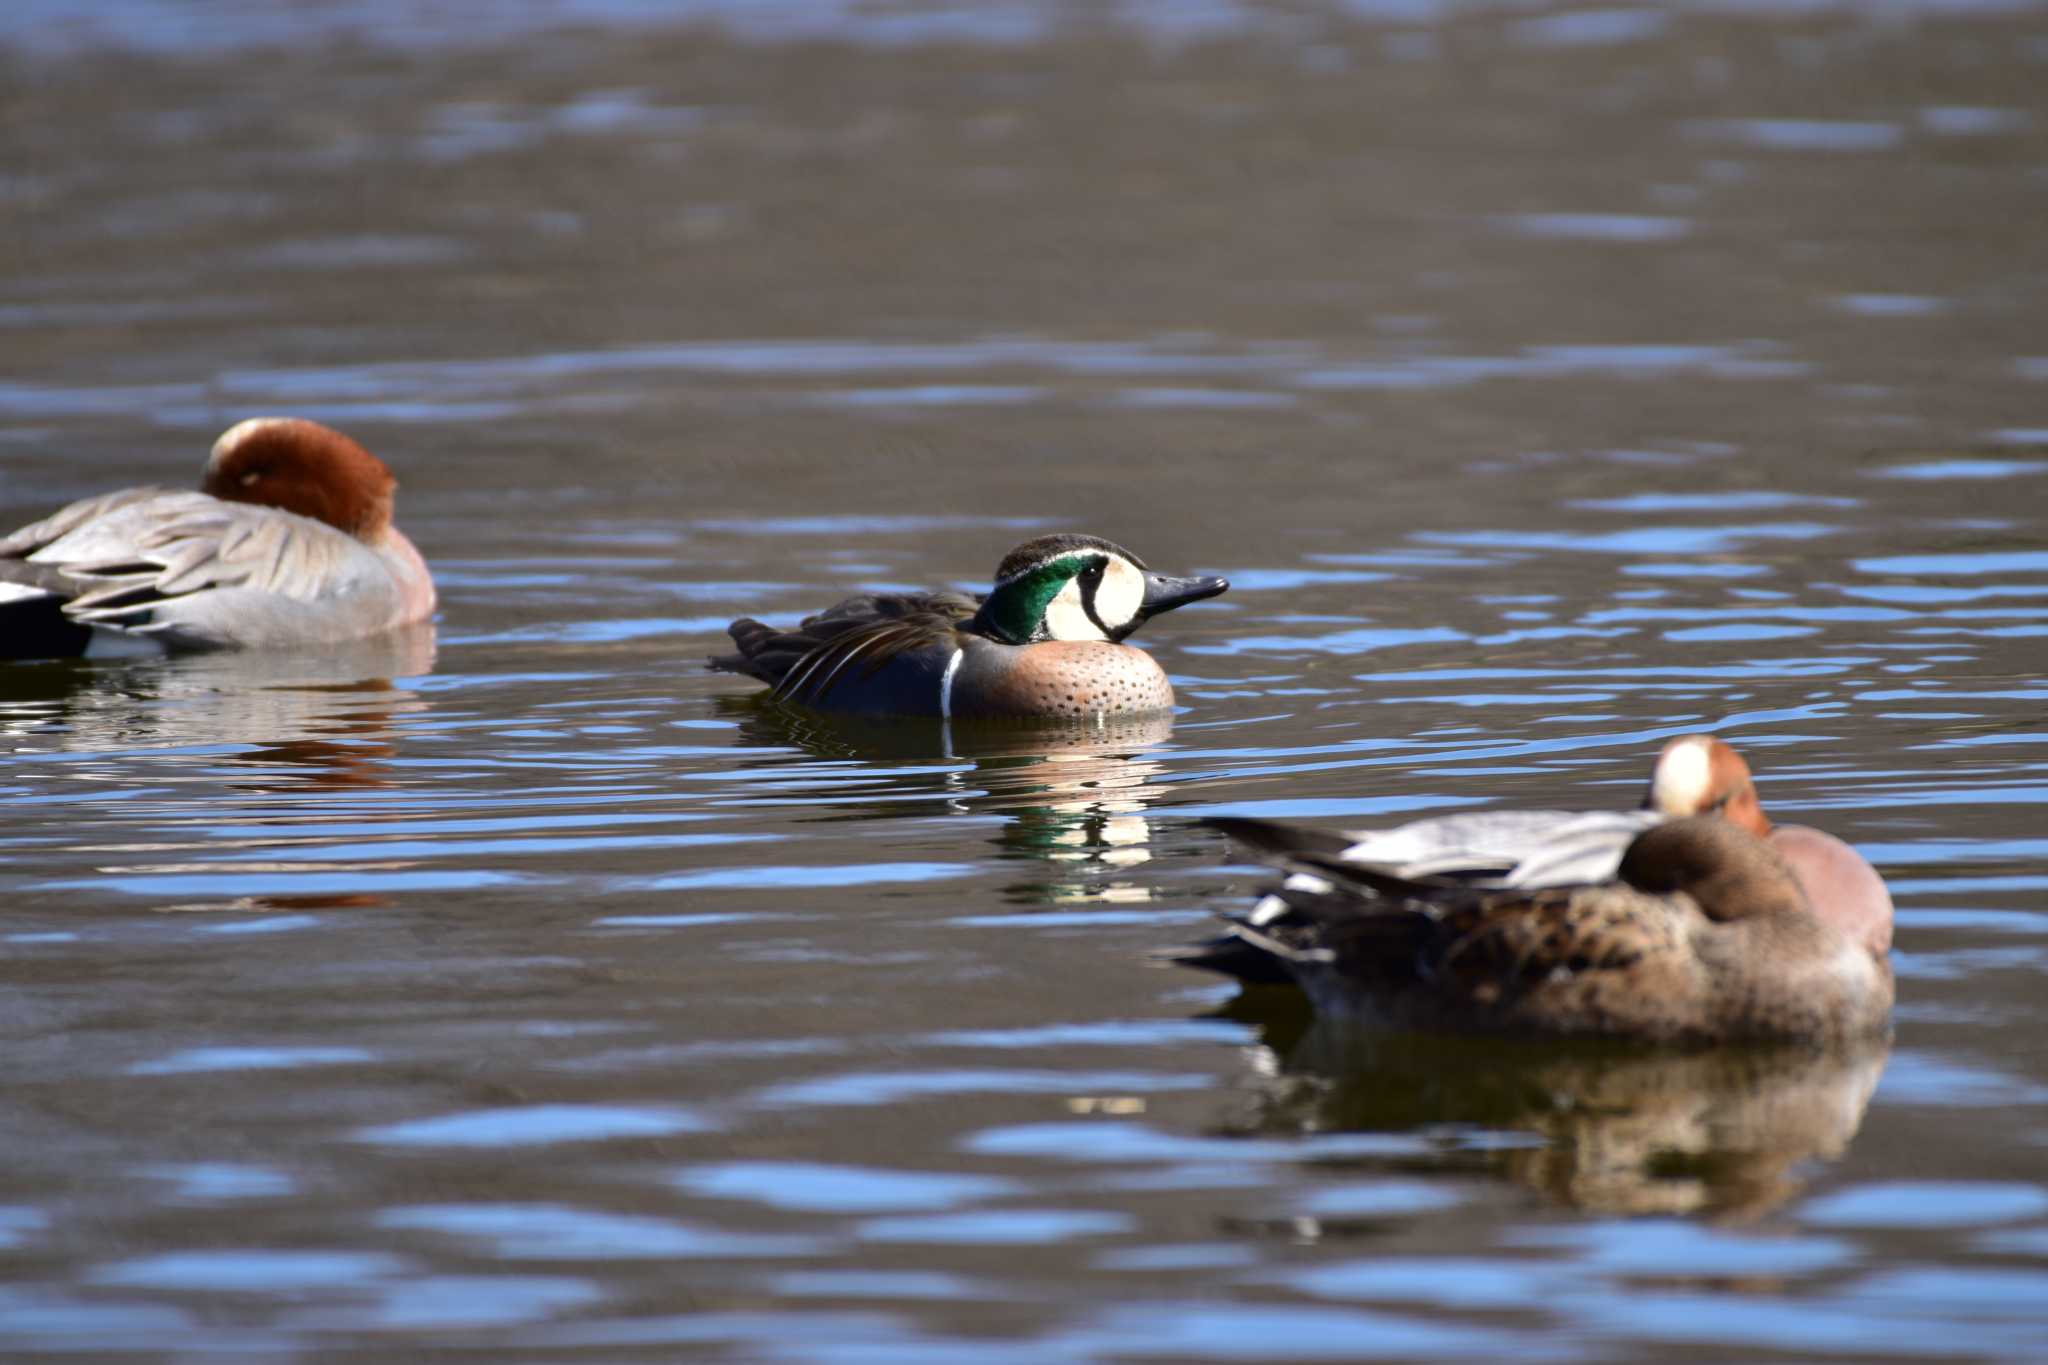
[202,417,397,539]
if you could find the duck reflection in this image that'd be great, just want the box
[727,700,1175,905]
[1,625,437,911]
[2,624,434,786]
[976,717,1171,907]
[1221,995,1887,1221]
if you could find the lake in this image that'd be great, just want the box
[3,2,2047,1358]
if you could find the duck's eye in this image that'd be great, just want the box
[240,470,262,487]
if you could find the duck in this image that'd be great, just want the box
[1181,815,1893,1045]
[0,418,435,659]
[1173,734,1895,1015]
[709,533,1228,720]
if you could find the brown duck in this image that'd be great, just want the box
[1174,733,1896,993]
[1188,816,1893,1045]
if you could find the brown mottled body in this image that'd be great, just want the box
[1181,733,1900,1001]
[1216,818,1894,1045]
[1307,885,1890,1045]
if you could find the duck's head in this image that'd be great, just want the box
[971,534,1229,646]
[1645,733,1770,837]
[203,417,399,540]
[1647,735,1892,959]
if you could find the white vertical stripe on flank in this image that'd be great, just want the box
[938,648,964,720]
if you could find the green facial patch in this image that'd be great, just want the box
[974,553,1098,644]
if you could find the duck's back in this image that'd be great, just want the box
[2,488,430,653]
[712,590,977,715]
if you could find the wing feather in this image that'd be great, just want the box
[6,490,401,647]
[0,487,174,558]
[774,619,944,707]
[776,623,907,705]
[1192,814,1684,1009]
[712,589,975,695]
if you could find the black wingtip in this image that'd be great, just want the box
[707,618,784,681]
[1150,933,1298,986]
[1202,816,1355,862]
[0,595,92,661]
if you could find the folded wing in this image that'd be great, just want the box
[2,489,412,650]
[711,590,977,707]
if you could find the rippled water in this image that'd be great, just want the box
[5,3,2048,1358]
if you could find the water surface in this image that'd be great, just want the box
[4,3,2048,1358]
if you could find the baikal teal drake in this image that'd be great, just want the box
[710,534,1228,720]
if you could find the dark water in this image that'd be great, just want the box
[4,3,2048,1358]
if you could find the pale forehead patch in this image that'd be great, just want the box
[1649,735,1715,815]
[208,416,285,469]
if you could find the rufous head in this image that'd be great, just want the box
[202,417,397,540]
[1646,734,1770,837]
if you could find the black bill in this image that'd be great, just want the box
[1136,571,1229,622]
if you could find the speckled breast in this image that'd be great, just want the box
[950,640,1175,720]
